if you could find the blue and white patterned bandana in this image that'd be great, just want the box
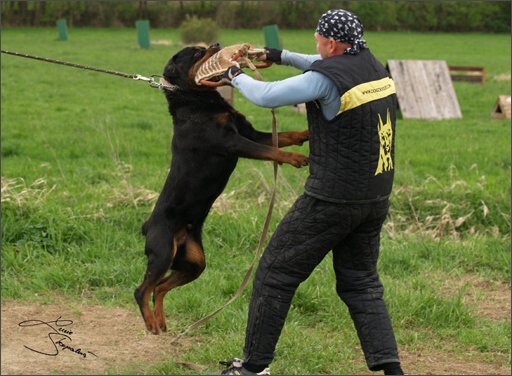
[316,9,366,55]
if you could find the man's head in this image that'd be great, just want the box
[315,9,366,56]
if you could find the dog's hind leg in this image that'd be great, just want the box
[153,236,206,333]
[134,225,176,335]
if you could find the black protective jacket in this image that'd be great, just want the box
[304,49,398,203]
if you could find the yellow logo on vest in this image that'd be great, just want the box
[375,109,394,175]
[337,77,396,115]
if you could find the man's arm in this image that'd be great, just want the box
[230,70,340,120]
[281,50,322,71]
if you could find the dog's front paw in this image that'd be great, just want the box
[287,152,309,168]
[294,130,310,146]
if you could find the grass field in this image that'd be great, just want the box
[1,27,510,375]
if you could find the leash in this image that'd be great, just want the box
[171,109,278,345]
[0,49,177,91]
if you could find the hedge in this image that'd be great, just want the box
[1,1,510,33]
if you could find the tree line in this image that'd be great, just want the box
[2,1,510,33]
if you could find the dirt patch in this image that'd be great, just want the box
[1,275,510,375]
[463,277,511,321]
[398,346,511,375]
[491,73,511,81]
[152,40,173,46]
[1,300,192,375]
[440,274,511,321]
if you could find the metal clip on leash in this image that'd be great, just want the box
[133,74,158,88]
[133,74,177,91]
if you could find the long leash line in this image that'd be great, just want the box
[171,110,278,346]
[1,49,135,78]
[1,49,176,90]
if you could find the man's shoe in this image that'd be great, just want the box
[219,358,270,375]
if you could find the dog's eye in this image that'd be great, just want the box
[194,51,202,58]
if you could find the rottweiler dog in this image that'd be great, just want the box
[134,43,310,335]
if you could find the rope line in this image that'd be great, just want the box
[1,49,136,78]
[1,49,179,90]
[171,110,278,346]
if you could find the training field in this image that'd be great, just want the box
[1,27,510,375]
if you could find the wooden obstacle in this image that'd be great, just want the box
[449,66,486,83]
[217,86,233,105]
[387,60,462,120]
[291,103,307,115]
[491,95,511,119]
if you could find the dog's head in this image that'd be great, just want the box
[163,43,222,91]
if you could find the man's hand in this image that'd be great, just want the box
[222,66,245,85]
[256,47,282,64]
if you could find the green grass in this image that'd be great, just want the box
[1,27,510,374]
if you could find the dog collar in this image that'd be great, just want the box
[157,77,180,91]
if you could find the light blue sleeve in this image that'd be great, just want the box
[280,50,322,71]
[231,70,340,121]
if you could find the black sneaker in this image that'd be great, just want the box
[219,358,270,375]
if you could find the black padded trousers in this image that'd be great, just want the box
[242,194,400,371]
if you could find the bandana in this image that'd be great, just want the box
[316,9,367,55]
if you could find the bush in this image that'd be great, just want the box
[179,14,219,45]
